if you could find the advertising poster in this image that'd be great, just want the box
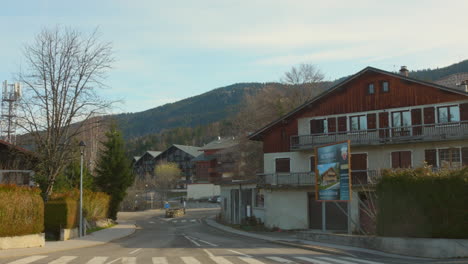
[315,140,351,201]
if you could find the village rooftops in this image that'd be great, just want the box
[200,137,238,151]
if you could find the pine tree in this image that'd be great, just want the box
[95,126,134,220]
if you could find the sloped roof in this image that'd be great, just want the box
[173,144,202,157]
[192,152,216,162]
[147,151,162,158]
[133,156,141,162]
[200,137,238,151]
[249,66,468,141]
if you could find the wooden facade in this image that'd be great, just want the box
[255,69,468,153]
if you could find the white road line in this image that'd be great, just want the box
[266,256,298,263]
[211,256,234,264]
[173,220,178,223]
[294,256,334,264]
[149,221,155,224]
[85,257,109,264]
[238,257,265,264]
[181,220,187,223]
[129,248,142,254]
[190,219,196,222]
[228,250,252,258]
[121,257,136,264]
[198,239,219,247]
[105,258,121,264]
[48,256,78,264]
[152,257,168,264]
[203,249,215,258]
[7,256,48,264]
[318,256,362,264]
[181,256,202,264]
[341,257,383,264]
[184,235,201,246]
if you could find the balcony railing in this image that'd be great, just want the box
[257,172,315,186]
[351,170,381,186]
[291,121,468,150]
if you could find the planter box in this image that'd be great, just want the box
[0,233,45,250]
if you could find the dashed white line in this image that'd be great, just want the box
[198,239,219,247]
[181,220,187,223]
[227,250,252,258]
[294,256,332,264]
[181,256,202,264]
[211,256,234,264]
[184,235,201,246]
[121,257,136,264]
[105,257,122,264]
[341,257,384,264]
[129,248,142,255]
[7,256,48,264]
[85,257,109,264]
[190,219,197,222]
[238,257,265,264]
[266,256,298,263]
[48,256,78,264]
[152,257,169,264]
[149,221,155,224]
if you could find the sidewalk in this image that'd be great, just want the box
[0,220,136,259]
[204,218,428,261]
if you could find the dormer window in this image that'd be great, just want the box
[382,81,389,93]
[368,83,375,94]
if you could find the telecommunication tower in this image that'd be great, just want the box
[1,81,21,144]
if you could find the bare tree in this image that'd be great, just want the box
[281,63,324,85]
[17,26,114,197]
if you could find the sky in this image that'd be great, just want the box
[1,0,467,114]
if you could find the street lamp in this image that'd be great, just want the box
[79,140,86,237]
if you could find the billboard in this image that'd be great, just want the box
[315,140,351,201]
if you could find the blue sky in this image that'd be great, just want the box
[1,0,467,113]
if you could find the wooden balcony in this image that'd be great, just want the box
[291,121,468,150]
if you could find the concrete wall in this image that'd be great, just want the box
[264,189,308,230]
[187,183,220,199]
[297,231,468,258]
[264,152,313,173]
[60,228,79,241]
[0,233,45,250]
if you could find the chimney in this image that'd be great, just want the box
[399,66,409,77]
[461,80,468,93]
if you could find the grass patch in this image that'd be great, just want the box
[87,224,115,234]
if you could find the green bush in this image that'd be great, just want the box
[0,184,44,237]
[49,189,110,221]
[376,167,468,238]
[44,197,78,233]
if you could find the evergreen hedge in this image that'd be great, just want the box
[44,197,78,233]
[376,167,468,238]
[0,185,44,237]
[48,189,110,221]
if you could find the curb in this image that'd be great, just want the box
[0,223,136,259]
[203,218,355,257]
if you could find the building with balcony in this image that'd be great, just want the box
[248,66,468,232]
[133,150,162,179]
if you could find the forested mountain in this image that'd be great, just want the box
[116,83,265,139]
[409,60,468,81]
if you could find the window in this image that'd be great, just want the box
[254,189,264,208]
[368,83,375,94]
[437,105,460,123]
[310,119,328,134]
[392,111,411,127]
[391,151,412,168]
[275,158,290,173]
[382,81,389,93]
[349,115,367,131]
[438,148,461,168]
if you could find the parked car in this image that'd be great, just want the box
[208,195,220,203]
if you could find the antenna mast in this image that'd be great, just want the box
[1,81,21,144]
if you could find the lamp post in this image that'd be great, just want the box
[79,141,86,237]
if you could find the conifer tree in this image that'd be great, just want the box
[95,125,134,219]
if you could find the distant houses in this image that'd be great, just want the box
[0,140,37,186]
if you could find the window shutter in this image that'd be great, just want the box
[460,103,468,121]
[310,120,318,134]
[338,116,347,132]
[379,112,389,138]
[400,151,412,168]
[411,108,422,135]
[367,113,376,130]
[328,117,336,133]
[310,156,316,172]
[391,152,400,168]
[462,147,468,166]
[424,149,437,167]
[424,107,435,124]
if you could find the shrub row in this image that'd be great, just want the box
[0,184,44,237]
[376,167,468,238]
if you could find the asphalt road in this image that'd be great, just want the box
[2,207,467,264]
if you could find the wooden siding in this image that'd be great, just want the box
[261,71,468,153]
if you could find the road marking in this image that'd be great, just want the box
[190,219,197,222]
[152,257,168,264]
[181,220,187,223]
[294,256,332,264]
[238,257,265,264]
[184,235,201,246]
[228,250,252,258]
[129,248,142,254]
[7,256,48,264]
[318,256,364,264]
[197,239,219,247]
[266,256,298,263]
[211,256,234,264]
[181,256,202,264]
[48,256,78,264]
[173,220,178,223]
[341,257,383,264]
[149,221,155,224]
[105,258,121,264]
[203,249,215,258]
[86,257,109,264]
[121,257,136,264]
